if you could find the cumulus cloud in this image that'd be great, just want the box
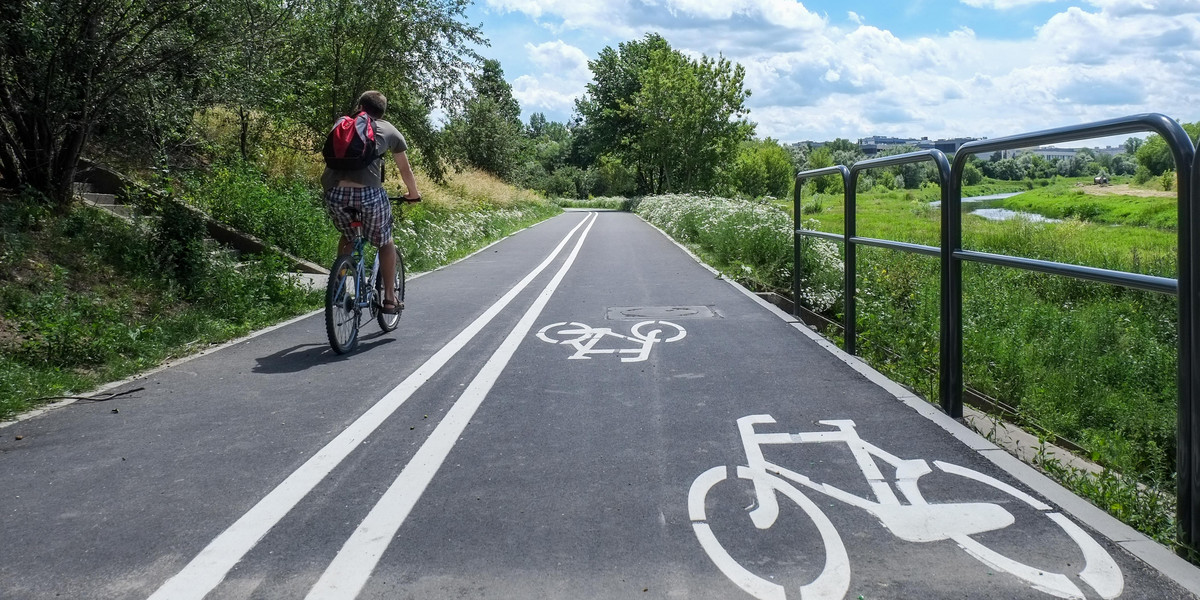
[959,0,1058,8]
[486,0,1200,142]
[525,40,591,76]
[511,41,592,114]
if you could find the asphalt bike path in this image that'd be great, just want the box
[1,210,1196,599]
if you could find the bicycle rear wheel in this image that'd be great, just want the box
[376,246,405,332]
[326,255,360,354]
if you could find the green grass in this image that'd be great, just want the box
[997,184,1178,230]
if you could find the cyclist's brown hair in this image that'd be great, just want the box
[356,91,387,118]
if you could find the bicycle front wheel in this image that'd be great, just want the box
[688,466,850,600]
[326,255,360,354]
[376,246,405,332]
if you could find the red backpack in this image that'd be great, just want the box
[322,112,380,171]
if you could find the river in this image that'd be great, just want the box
[929,192,1058,223]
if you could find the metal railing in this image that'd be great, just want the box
[793,113,1198,548]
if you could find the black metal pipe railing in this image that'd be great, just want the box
[793,113,1198,549]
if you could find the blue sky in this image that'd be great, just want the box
[461,0,1200,146]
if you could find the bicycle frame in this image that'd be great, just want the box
[336,230,382,315]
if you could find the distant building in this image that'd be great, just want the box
[997,145,1126,161]
[857,135,980,156]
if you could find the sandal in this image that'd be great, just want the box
[381,299,403,314]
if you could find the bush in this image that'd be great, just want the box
[1162,170,1176,192]
[180,161,335,264]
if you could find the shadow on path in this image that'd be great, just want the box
[253,335,396,374]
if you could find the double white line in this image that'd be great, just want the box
[150,212,598,600]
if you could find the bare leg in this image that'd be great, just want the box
[380,240,397,305]
[337,235,353,257]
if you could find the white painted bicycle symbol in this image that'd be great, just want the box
[536,320,686,363]
[689,415,1123,600]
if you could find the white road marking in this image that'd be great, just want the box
[147,213,596,600]
[303,211,599,599]
[535,319,686,363]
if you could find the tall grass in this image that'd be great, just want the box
[636,191,1180,547]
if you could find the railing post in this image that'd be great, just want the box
[793,174,804,316]
[845,173,857,355]
[1183,126,1199,554]
[944,158,965,418]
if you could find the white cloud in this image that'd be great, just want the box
[485,0,1200,142]
[661,0,824,29]
[512,41,593,114]
[484,0,633,33]
[960,0,1059,8]
[525,40,590,77]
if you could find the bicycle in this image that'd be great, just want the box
[324,207,405,354]
[688,415,1123,600]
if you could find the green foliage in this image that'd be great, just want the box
[803,147,844,194]
[593,155,638,198]
[729,139,794,199]
[393,201,560,273]
[553,197,638,211]
[1135,121,1200,176]
[963,162,984,186]
[445,59,526,179]
[635,194,843,310]
[576,34,753,195]
[0,0,225,206]
[181,161,336,264]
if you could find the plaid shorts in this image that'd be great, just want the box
[324,186,393,247]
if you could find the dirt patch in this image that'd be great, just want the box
[1076,183,1174,198]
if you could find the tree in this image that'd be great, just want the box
[729,138,792,198]
[445,59,525,179]
[1124,137,1144,156]
[576,34,753,194]
[208,0,297,161]
[803,146,841,194]
[1135,121,1200,176]
[0,0,223,208]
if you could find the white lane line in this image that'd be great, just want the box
[304,211,600,599]
[148,213,595,600]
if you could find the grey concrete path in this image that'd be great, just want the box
[1,211,1198,600]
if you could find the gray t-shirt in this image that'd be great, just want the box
[321,118,408,191]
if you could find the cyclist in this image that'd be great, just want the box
[321,90,420,314]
